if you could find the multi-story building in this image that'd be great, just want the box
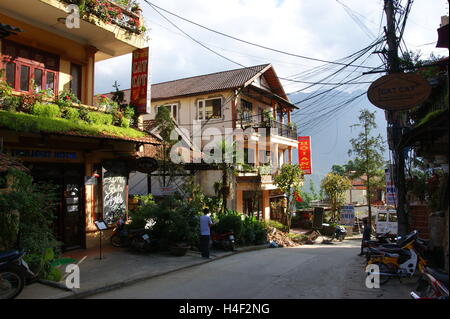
[0,0,159,250]
[114,64,299,220]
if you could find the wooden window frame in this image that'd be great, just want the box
[70,63,82,101]
[1,40,59,96]
[197,97,222,121]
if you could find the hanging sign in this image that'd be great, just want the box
[131,47,151,114]
[298,136,312,174]
[367,73,431,111]
[385,167,397,207]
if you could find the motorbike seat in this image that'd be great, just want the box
[0,250,21,261]
[427,267,449,288]
[128,228,145,234]
[368,247,399,258]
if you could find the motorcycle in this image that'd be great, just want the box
[110,218,156,253]
[0,250,36,299]
[332,225,347,242]
[211,230,235,251]
[366,230,428,285]
[412,266,449,299]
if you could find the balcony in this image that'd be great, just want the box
[0,0,147,61]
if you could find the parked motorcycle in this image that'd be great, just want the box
[211,230,235,251]
[366,230,428,285]
[412,266,449,299]
[110,218,156,253]
[332,225,347,242]
[0,250,36,299]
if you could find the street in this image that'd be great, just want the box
[87,239,414,299]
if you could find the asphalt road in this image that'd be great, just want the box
[89,240,366,299]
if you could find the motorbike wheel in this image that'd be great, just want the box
[372,262,392,285]
[0,266,25,299]
[110,234,127,247]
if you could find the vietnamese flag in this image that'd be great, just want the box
[294,192,303,202]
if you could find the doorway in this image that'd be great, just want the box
[27,163,85,251]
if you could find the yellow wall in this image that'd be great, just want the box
[0,13,95,105]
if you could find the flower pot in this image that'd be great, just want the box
[169,244,189,256]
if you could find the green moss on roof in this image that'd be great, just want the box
[0,111,147,139]
[415,109,446,128]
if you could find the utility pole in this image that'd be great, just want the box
[384,0,408,235]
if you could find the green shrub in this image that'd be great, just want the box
[214,210,243,237]
[62,107,80,121]
[240,216,268,246]
[265,220,289,232]
[85,111,113,125]
[31,103,61,118]
[1,95,21,112]
[120,117,130,128]
[57,90,80,109]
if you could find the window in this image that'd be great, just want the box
[377,213,387,222]
[240,99,253,123]
[158,104,178,122]
[1,40,59,95]
[20,65,30,91]
[70,63,82,100]
[197,97,222,120]
[34,69,43,92]
[388,213,397,222]
[5,62,15,87]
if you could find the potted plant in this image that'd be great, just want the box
[261,109,274,128]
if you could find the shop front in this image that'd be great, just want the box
[1,129,160,251]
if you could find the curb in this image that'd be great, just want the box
[57,244,269,299]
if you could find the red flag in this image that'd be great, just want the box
[294,192,303,202]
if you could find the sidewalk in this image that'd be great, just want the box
[17,243,268,299]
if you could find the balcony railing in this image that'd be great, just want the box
[251,119,297,140]
[59,0,145,34]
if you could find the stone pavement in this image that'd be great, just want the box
[17,243,268,299]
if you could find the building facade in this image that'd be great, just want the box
[0,0,159,251]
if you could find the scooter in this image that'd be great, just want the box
[110,218,156,253]
[333,225,347,242]
[366,230,428,285]
[412,266,449,299]
[0,250,36,299]
[211,230,235,251]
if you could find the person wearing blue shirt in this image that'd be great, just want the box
[199,208,213,258]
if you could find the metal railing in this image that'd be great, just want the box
[250,119,297,140]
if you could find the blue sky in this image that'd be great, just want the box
[94,0,448,189]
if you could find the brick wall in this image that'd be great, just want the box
[408,204,430,239]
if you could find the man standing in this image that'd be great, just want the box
[199,208,213,259]
[358,218,371,256]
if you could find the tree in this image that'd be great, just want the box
[331,164,346,176]
[274,164,304,232]
[348,109,386,230]
[320,173,352,222]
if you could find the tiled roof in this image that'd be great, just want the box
[151,64,271,100]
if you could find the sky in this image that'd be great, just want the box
[95,0,449,188]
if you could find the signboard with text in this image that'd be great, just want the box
[131,47,151,114]
[298,136,312,174]
[340,205,355,227]
[367,73,431,111]
[385,167,397,207]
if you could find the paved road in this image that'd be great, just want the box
[89,240,369,299]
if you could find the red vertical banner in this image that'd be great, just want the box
[298,136,312,174]
[131,47,151,114]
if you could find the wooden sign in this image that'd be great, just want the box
[367,73,431,111]
[298,136,312,174]
[131,47,151,114]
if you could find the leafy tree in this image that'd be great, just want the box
[320,173,352,222]
[331,164,346,176]
[348,109,386,229]
[274,164,304,232]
